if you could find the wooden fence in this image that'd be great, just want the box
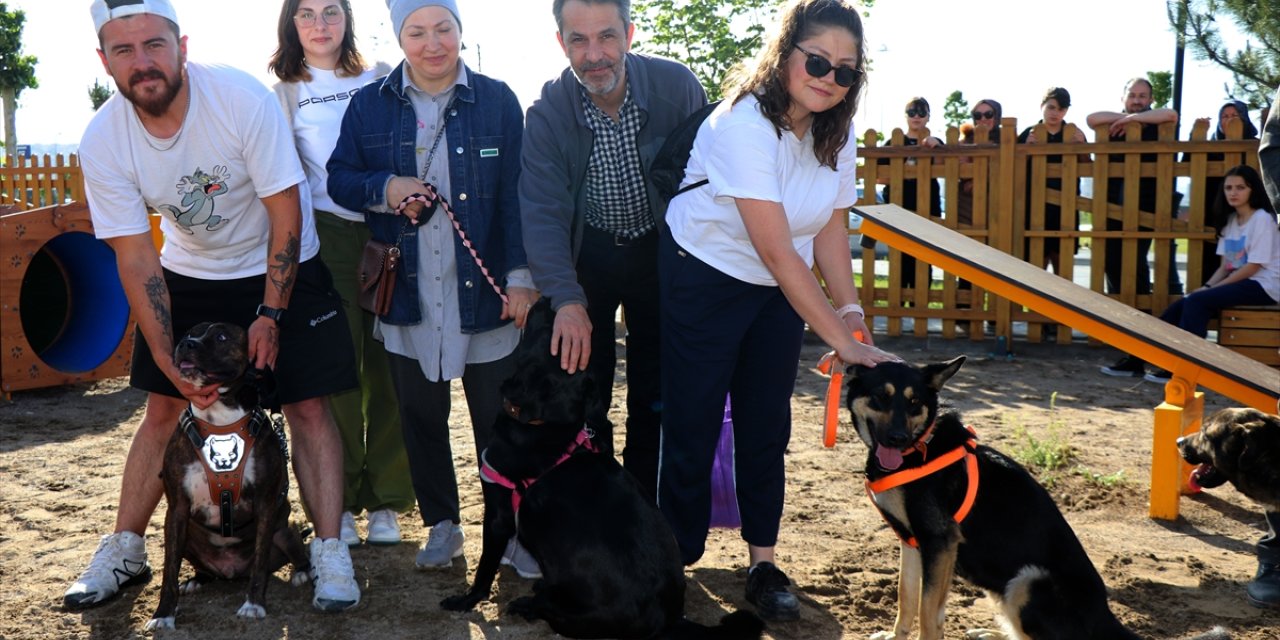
[857,117,1260,343]
[0,154,83,211]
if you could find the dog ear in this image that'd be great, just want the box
[924,356,965,392]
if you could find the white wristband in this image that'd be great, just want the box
[835,303,864,319]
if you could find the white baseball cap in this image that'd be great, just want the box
[90,0,180,35]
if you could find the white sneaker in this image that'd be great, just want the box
[415,519,463,568]
[501,537,542,579]
[309,538,360,612]
[339,511,361,547]
[63,532,151,609]
[365,509,401,546]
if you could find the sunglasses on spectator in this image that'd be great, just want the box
[295,6,344,27]
[972,110,996,121]
[794,45,861,88]
[906,108,928,118]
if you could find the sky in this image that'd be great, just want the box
[6,0,1261,152]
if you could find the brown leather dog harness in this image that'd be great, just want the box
[180,407,270,537]
[865,425,980,548]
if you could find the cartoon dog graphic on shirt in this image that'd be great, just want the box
[160,165,232,234]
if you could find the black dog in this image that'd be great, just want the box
[441,299,762,640]
[1178,407,1280,511]
[145,322,310,630]
[847,357,1140,640]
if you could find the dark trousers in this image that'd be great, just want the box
[1158,279,1272,337]
[1103,223,1183,295]
[658,230,802,565]
[1260,511,1280,564]
[577,225,663,501]
[387,351,515,526]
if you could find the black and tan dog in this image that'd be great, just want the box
[846,356,1141,640]
[145,322,310,630]
[441,299,762,640]
[1178,407,1280,511]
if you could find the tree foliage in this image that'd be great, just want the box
[1146,70,1173,108]
[942,90,969,129]
[1168,0,1280,107]
[0,2,37,158]
[89,79,114,111]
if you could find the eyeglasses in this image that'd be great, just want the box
[905,108,928,118]
[295,6,344,27]
[972,110,996,121]
[794,45,860,88]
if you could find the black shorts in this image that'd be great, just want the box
[130,258,357,404]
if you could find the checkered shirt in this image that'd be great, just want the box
[580,84,653,238]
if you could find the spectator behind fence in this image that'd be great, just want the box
[269,0,413,550]
[953,98,1001,329]
[1251,85,1280,611]
[878,96,942,294]
[1018,87,1089,275]
[326,0,539,575]
[1100,164,1279,381]
[1086,77,1183,296]
[1190,100,1260,282]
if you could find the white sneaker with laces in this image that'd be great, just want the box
[365,509,401,546]
[501,537,542,579]
[63,531,151,609]
[415,519,463,568]
[310,537,360,612]
[339,511,361,547]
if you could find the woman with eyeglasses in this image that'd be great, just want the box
[1017,87,1088,275]
[657,0,899,622]
[269,0,412,550]
[326,0,538,575]
[879,96,943,293]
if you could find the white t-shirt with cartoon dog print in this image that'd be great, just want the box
[82,62,318,280]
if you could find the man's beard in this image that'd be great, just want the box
[572,59,621,97]
[121,67,184,118]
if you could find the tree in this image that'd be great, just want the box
[0,2,38,160]
[1147,70,1173,108]
[1167,0,1280,107]
[89,79,114,111]
[942,90,969,129]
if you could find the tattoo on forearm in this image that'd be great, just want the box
[143,275,173,343]
[270,234,299,296]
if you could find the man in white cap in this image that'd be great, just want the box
[65,0,361,612]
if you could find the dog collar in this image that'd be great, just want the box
[479,427,596,514]
[180,408,269,537]
[865,426,980,548]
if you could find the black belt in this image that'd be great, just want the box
[584,225,656,248]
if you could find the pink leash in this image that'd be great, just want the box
[396,190,508,305]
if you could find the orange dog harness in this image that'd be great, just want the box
[865,426,980,548]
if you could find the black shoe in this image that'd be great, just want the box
[1100,355,1145,377]
[1247,561,1280,609]
[745,562,800,621]
[1144,368,1173,384]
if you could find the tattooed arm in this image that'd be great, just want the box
[106,232,219,407]
[253,183,303,370]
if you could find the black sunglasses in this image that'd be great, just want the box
[972,109,996,121]
[905,108,928,118]
[794,45,860,88]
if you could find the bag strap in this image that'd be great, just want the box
[395,192,508,305]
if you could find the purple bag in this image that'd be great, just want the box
[709,395,742,529]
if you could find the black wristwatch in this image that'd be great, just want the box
[255,304,286,324]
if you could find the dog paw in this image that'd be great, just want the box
[144,616,175,631]
[291,570,311,587]
[179,579,203,595]
[869,632,902,640]
[236,601,267,620]
[966,629,1010,640]
[506,596,539,621]
[440,593,480,612]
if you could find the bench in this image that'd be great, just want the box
[1216,305,1280,368]
[852,203,1280,521]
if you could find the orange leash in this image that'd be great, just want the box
[817,331,864,448]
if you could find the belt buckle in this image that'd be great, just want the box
[613,233,633,247]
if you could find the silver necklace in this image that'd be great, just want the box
[140,90,191,153]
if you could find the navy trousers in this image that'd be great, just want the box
[1158,278,1272,337]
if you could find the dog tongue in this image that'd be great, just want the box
[1188,463,1212,492]
[876,446,904,471]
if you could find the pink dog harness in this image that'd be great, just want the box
[479,427,597,514]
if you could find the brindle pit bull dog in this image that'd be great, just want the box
[145,322,310,630]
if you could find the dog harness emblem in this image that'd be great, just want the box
[479,427,597,513]
[865,425,980,548]
[180,407,269,536]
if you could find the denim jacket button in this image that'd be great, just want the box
[455,146,463,154]
[458,192,467,201]
[464,280,473,288]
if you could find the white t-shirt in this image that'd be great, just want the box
[82,62,318,279]
[1217,208,1280,302]
[666,94,858,286]
[284,66,379,222]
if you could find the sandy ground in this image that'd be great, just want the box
[2,332,1277,639]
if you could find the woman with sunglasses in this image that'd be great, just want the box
[1017,87,1089,275]
[269,0,412,549]
[879,96,943,293]
[658,0,899,622]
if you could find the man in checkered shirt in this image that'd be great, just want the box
[520,0,706,501]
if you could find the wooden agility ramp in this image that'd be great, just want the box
[853,203,1280,521]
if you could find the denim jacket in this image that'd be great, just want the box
[327,62,525,331]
